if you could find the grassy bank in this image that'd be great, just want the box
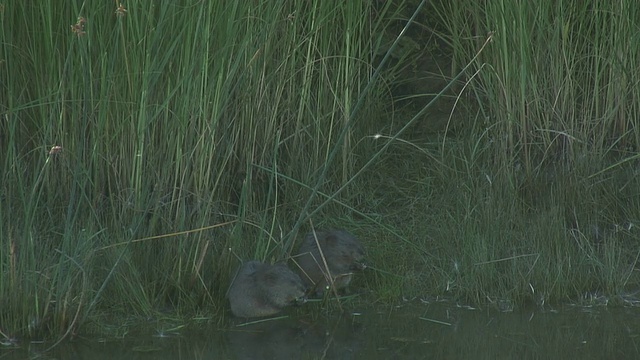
[1,0,640,342]
[362,0,640,305]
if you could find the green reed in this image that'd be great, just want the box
[0,0,405,339]
[3,0,640,342]
[400,0,640,304]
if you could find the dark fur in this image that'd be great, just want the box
[228,261,306,318]
[295,230,365,296]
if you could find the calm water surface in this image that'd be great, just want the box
[2,302,639,359]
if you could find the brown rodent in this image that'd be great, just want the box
[295,229,365,296]
[228,261,307,318]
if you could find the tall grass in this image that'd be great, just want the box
[434,0,640,171]
[385,0,640,305]
[3,0,640,342]
[0,0,406,339]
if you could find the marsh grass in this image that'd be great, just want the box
[368,0,640,305]
[0,0,410,340]
[2,0,640,342]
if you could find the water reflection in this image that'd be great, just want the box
[2,302,639,359]
[228,315,363,359]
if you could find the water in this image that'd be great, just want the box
[2,302,639,359]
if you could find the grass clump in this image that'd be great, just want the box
[358,0,640,306]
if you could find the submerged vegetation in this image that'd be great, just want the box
[1,0,640,341]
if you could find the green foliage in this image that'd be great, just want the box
[380,0,640,306]
[2,0,640,342]
[0,0,399,339]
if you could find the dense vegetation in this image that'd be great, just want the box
[2,0,639,341]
